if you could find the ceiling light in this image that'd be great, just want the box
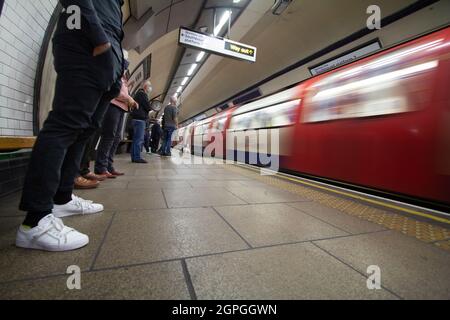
[233,0,241,3]
[196,51,205,62]
[181,77,189,86]
[214,10,231,36]
[176,86,183,93]
[187,63,198,76]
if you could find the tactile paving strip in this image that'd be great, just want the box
[225,165,450,252]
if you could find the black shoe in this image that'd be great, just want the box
[133,159,148,164]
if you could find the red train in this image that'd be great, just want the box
[175,27,450,207]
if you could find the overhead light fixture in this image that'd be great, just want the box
[181,77,189,86]
[233,0,241,3]
[196,51,205,62]
[214,10,231,36]
[187,63,198,76]
[176,86,183,93]
[271,0,292,15]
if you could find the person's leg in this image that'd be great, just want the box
[95,105,121,174]
[159,130,167,154]
[19,73,106,224]
[144,129,151,153]
[78,131,99,178]
[131,120,145,161]
[107,111,125,173]
[54,84,120,204]
[131,120,139,161]
[164,128,174,155]
[136,120,146,160]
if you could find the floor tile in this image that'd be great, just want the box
[314,230,450,299]
[215,204,348,247]
[75,189,167,211]
[187,243,397,300]
[164,187,246,208]
[94,208,249,269]
[0,261,190,300]
[226,186,309,204]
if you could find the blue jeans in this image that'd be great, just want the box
[162,128,175,155]
[131,119,146,161]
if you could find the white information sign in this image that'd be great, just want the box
[179,27,257,63]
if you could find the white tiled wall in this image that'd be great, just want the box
[0,0,58,136]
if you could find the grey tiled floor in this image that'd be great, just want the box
[0,153,449,300]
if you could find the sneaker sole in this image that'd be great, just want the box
[16,238,89,252]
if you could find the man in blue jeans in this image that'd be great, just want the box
[160,96,179,157]
[130,81,153,163]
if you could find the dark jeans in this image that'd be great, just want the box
[144,129,150,153]
[162,128,175,155]
[131,119,146,161]
[95,105,125,174]
[19,73,121,213]
[80,129,101,176]
[151,134,161,153]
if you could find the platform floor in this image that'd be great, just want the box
[0,153,449,300]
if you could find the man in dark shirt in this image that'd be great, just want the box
[16,0,125,252]
[131,81,153,163]
[160,96,179,157]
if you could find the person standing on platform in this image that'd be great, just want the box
[160,96,179,157]
[16,0,126,252]
[95,57,138,177]
[130,81,153,164]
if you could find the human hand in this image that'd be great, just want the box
[128,99,139,110]
[93,42,111,57]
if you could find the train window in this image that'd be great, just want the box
[264,100,300,127]
[203,123,211,134]
[195,124,204,135]
[230,99,300,130]
[302,39,444,123]
[303,60,439,123]
[217,117,227,131]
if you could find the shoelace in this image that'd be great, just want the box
[72,196,96,214]
[72,195,94,204]
[33,216,74,245]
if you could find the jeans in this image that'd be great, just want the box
[95,105,125,174]
[131,119,146,161]
[162,128,175,155]
[19,72,121,213]
[79,129,101,176]
[144,129,150,153]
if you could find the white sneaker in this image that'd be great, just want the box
[52,195,104,218]
[16,214,89,252]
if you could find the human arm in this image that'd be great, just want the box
[115,80,139,110]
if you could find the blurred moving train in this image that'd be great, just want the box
[174,27,450,208]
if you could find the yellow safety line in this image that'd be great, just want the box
[237,164,450,225]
